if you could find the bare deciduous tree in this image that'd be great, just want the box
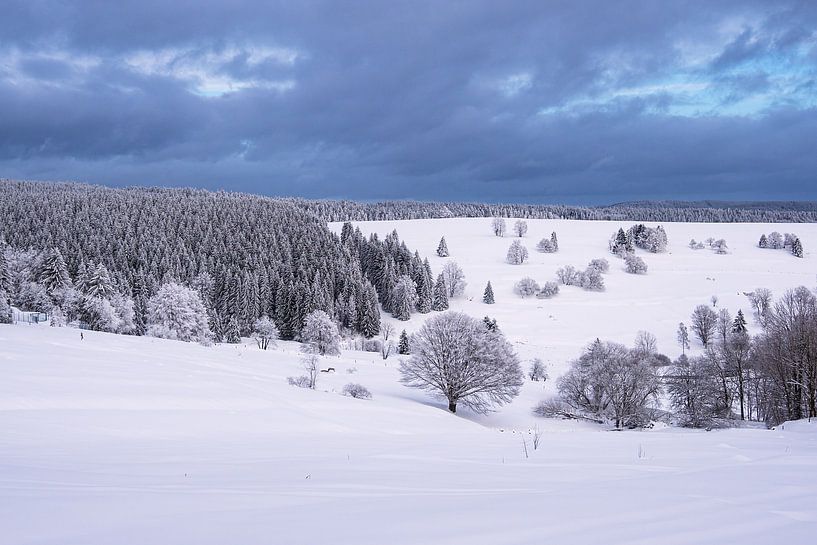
[398,311,523,413]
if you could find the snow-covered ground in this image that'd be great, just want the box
[3,218,817,543]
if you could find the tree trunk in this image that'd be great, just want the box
[448,400,457,413]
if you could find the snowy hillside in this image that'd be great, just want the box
[4,217,817,544]
[2,324,817,544]
[331,218,817,377]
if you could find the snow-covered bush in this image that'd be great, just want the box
[287,355,320,390]
[513,220,528,237]
[536,281,559,298]
[712,239,728,254]
[556,265,580,285]
[146,283,211,343]
[624,254,647,274]
[514,277,540,298]
[578,267,605,291]
[536,238,556,253]
[767,231,784,249]
[300,310,341,356]
[363,338,382,353]
[342,383,372,399]
[399,311,523,413]
[506,240,529,264]
[689,239,705,249]
[587,258,609,274]
[252,315,280,350]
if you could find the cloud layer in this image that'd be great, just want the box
[1,0,816,203]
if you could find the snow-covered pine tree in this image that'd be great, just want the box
[792,237,803,258]
[483,281,495,304]
[358,283,381,338]
[0,247,10,293]
[758,234,768,248]
[436,237,449,257]
[398,329,410,355]
[85,263,114,299]
[38,248,72,292]
[0,290,11,324]
[732,310,748,334]
[551,231,558,251]
[415,259,433,313]
[391,275,418,321]
[224,316,241,343]
[432,272,449,311]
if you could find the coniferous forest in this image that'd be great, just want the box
[0,180,440,341]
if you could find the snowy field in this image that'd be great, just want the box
[3,217,817,544]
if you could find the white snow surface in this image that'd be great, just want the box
[3,217,817,543]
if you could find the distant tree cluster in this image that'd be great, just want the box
[669,289,817,427]
[758,231,803,258]
[536,232,559,253]
[610,224,667,256]
[554,258,609,291]
[290,192,817,223]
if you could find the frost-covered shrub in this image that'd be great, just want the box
[363,338,382,353]
[536,238,557,253]
[514,277,540,298]
[300,310,341,356]
[578,268,605,291]
[16,281,51,312]
[287,375,313,389]
[506,240,529,264]
[587,258,609,274]
[712,239,728,254]
[689,239,705,250]
[146,283,211,342]
[624,254,647,274]
[342,383,372,399]
[536,281,559,298]
[556,265,580,285]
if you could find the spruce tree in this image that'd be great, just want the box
[792,237,803,258]
[85,263,114,298]
[398,329,410,355]
[358,283,381,338]
[225,316,241,343]
[550,231,559,251]
[432,273,449,311]
[38,248,71,292]
[436,237,449,257]
[732,310,748,334]
[483,281,495,304]
[0,246,11,292]
[758,234,768,248]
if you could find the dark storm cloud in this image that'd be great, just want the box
[1,0,816,203]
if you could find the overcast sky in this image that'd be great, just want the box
[1,1,816,204]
